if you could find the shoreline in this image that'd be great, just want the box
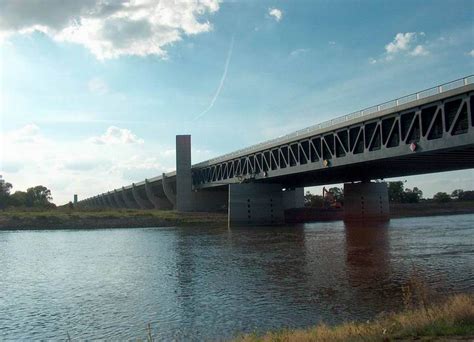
[0,201,473,230]
[233,294,474,342]
[0,210,228,230]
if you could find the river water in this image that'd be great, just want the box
[1,214,473,340]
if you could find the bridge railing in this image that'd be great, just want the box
[195,75,474,167]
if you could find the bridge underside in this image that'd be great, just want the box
[263,144,474,188]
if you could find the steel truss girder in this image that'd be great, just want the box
[193,92,474,188]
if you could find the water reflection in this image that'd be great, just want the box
[1,215,473,340]
[345,221,391,286]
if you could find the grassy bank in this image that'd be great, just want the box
[390,200,474,218]
[1,201,473,230]
[0,208,227,230]
[234,294,474,342]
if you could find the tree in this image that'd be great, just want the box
[433,192,451,203]
[459,190,474,201]
[304,191,324,207]
[328,187,344,201]
[388,181,404,202]
[25,185,53,207]
[9,191,28,207]
[403,187,423,203]
[451,189,464,200]
[0,175,13,209]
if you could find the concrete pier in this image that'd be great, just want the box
[122,187,139,209]
[106,192,118,208]
[114,190,126,208]
[132,184,153,209]
[176,135,193,212]
[145,179,173,209]
[282,187,305,210]
[162,173,177,209]
[344,182,389,222]
[228,183,285,227]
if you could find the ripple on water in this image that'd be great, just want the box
[0,214,473,340]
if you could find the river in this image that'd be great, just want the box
[1,214,473,340]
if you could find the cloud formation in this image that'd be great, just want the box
[0,0,220,59]
[268,8,283,22]
[385,32,428,58]
[88,126,144,145]
[4,123,43,143]
[370,32,429,64]
[410,44,429,56]
[0,123,174,204]
[385,32,416,54]
[468,50,474,57]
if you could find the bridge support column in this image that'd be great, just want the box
[176,135,193,212]
[192,189,228,212]
[344,182,389,222]
[132,184,153,209]
[145,179,173,210]
[282,187,305,209]
[122,187,139,209]
[162,173,177,209]
[228,183,284,227]
[114,190,126,208]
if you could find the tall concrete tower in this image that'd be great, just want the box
[176,135,193,211]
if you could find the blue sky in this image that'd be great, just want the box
[0,0,473,204]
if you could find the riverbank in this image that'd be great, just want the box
[234,294,474,342]
[0,201,473,230]
[0,208,227,230]
[285,201,474,223]
[390,201,474,218]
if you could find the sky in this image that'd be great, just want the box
[0,0,473,205]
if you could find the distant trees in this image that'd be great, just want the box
[327,187,344,202]
[304,191,324,207]
[0,176,13,209]
[0,175,55,209]
[451,189,474,201]
[388,181,423,203]
[433,192,451,203]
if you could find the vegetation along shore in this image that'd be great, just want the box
[233,293,474,342]
[1,176,473,230]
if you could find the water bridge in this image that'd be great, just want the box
[77,76,474,225]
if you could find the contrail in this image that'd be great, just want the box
[194,36,235,120]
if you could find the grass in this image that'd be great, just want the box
[0,207,227,229]
[233,294,474,342]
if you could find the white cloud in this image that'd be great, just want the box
[88,126,144,145]
[385,32,416,54]
[0,123,176,204]
[0,0,220,60]
[382,32,429,60]
[268,8,283,22]
[468,49,474,57]
[290,48,309,57]
[4,123,43,143]
[328,41,336,46]
[410,44,429,56]
[88,77,108,95]
[369,57,377,64]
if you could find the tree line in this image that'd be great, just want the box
[0,175,54,209]
[304,181,474,207]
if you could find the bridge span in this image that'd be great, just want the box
[77,76,474,226]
